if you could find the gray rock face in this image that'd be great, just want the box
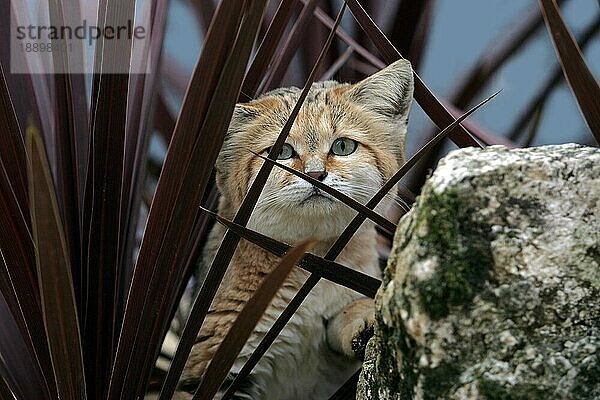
[357,144,600,400]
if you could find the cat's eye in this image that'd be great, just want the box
[266,143,295,160]
[330,138,357,156]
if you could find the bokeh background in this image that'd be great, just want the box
[159,0,600,159]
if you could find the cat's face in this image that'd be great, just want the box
[216,60,414,243]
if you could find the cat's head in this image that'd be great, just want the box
[216,59,414,243]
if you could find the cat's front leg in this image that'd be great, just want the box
[174,371,256,400]
[326,298,375,360]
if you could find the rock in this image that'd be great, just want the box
[357,144,600,400]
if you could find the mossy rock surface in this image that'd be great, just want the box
[357,144,600,400]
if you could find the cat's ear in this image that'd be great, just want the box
[231,104,260,126]
[218,104,261,188]
[221,104,260,166]
[347,59,414,119]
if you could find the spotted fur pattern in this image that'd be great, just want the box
[177,59,414,399]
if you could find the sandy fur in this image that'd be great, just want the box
[178,59,414,399]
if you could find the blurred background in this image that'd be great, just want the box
[159,0,600,159]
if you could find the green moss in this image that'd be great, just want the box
[414,189,493,319]
[478,379,527,400]
[585,245,600,268]
[571,355,600,399]
[422,362,461,400]
[371,187,496,397]
[478,378,554,400]
[374,322,418,399]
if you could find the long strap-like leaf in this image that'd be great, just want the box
[81,0,136,395]
[307,2,386,69]
[508,15,600,143]
[242,0,300,97]
[205,209,380,298]
[0,367,15,400]
[539,0,600,143]
[27,124,86,400]
[0,63,56,399]
[192,241,315,400]
[261,0,322,91]
[346,0,481,149]
[119,1,268,398]
[0,266,50,399]
[0,64,27,213]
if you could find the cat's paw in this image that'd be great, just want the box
[350,314,375,360]
[327,298,375,360]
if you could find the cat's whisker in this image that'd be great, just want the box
[336,186,411,218]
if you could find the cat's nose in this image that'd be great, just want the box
[306,170,328,181]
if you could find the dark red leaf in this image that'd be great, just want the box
[307,2,386,70]
[114,1,267,398]
[81,0,136,394]
[155,92,176,143]
[539,0,600,142]
[46,0,88,336]
[27,123,87,400]
[0,2,52,153]
[207,209,380,299]
[0,67,55,399]
[0,64,27,218]
[192,241,315,400]
[178,184,220,304]
[262,0,322,91]
[243,0,300,98]
[0,365,15,400]
[190,0,216,34]
[389,0,432,70]
[0,182,52,400]
[507,14,600,142]
[117,0,170,334]
[0,291,49,400]
[345,0,482,148]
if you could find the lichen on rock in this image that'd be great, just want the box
[357,144,600,400]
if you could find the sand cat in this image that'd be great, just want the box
[177,59,414,399]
